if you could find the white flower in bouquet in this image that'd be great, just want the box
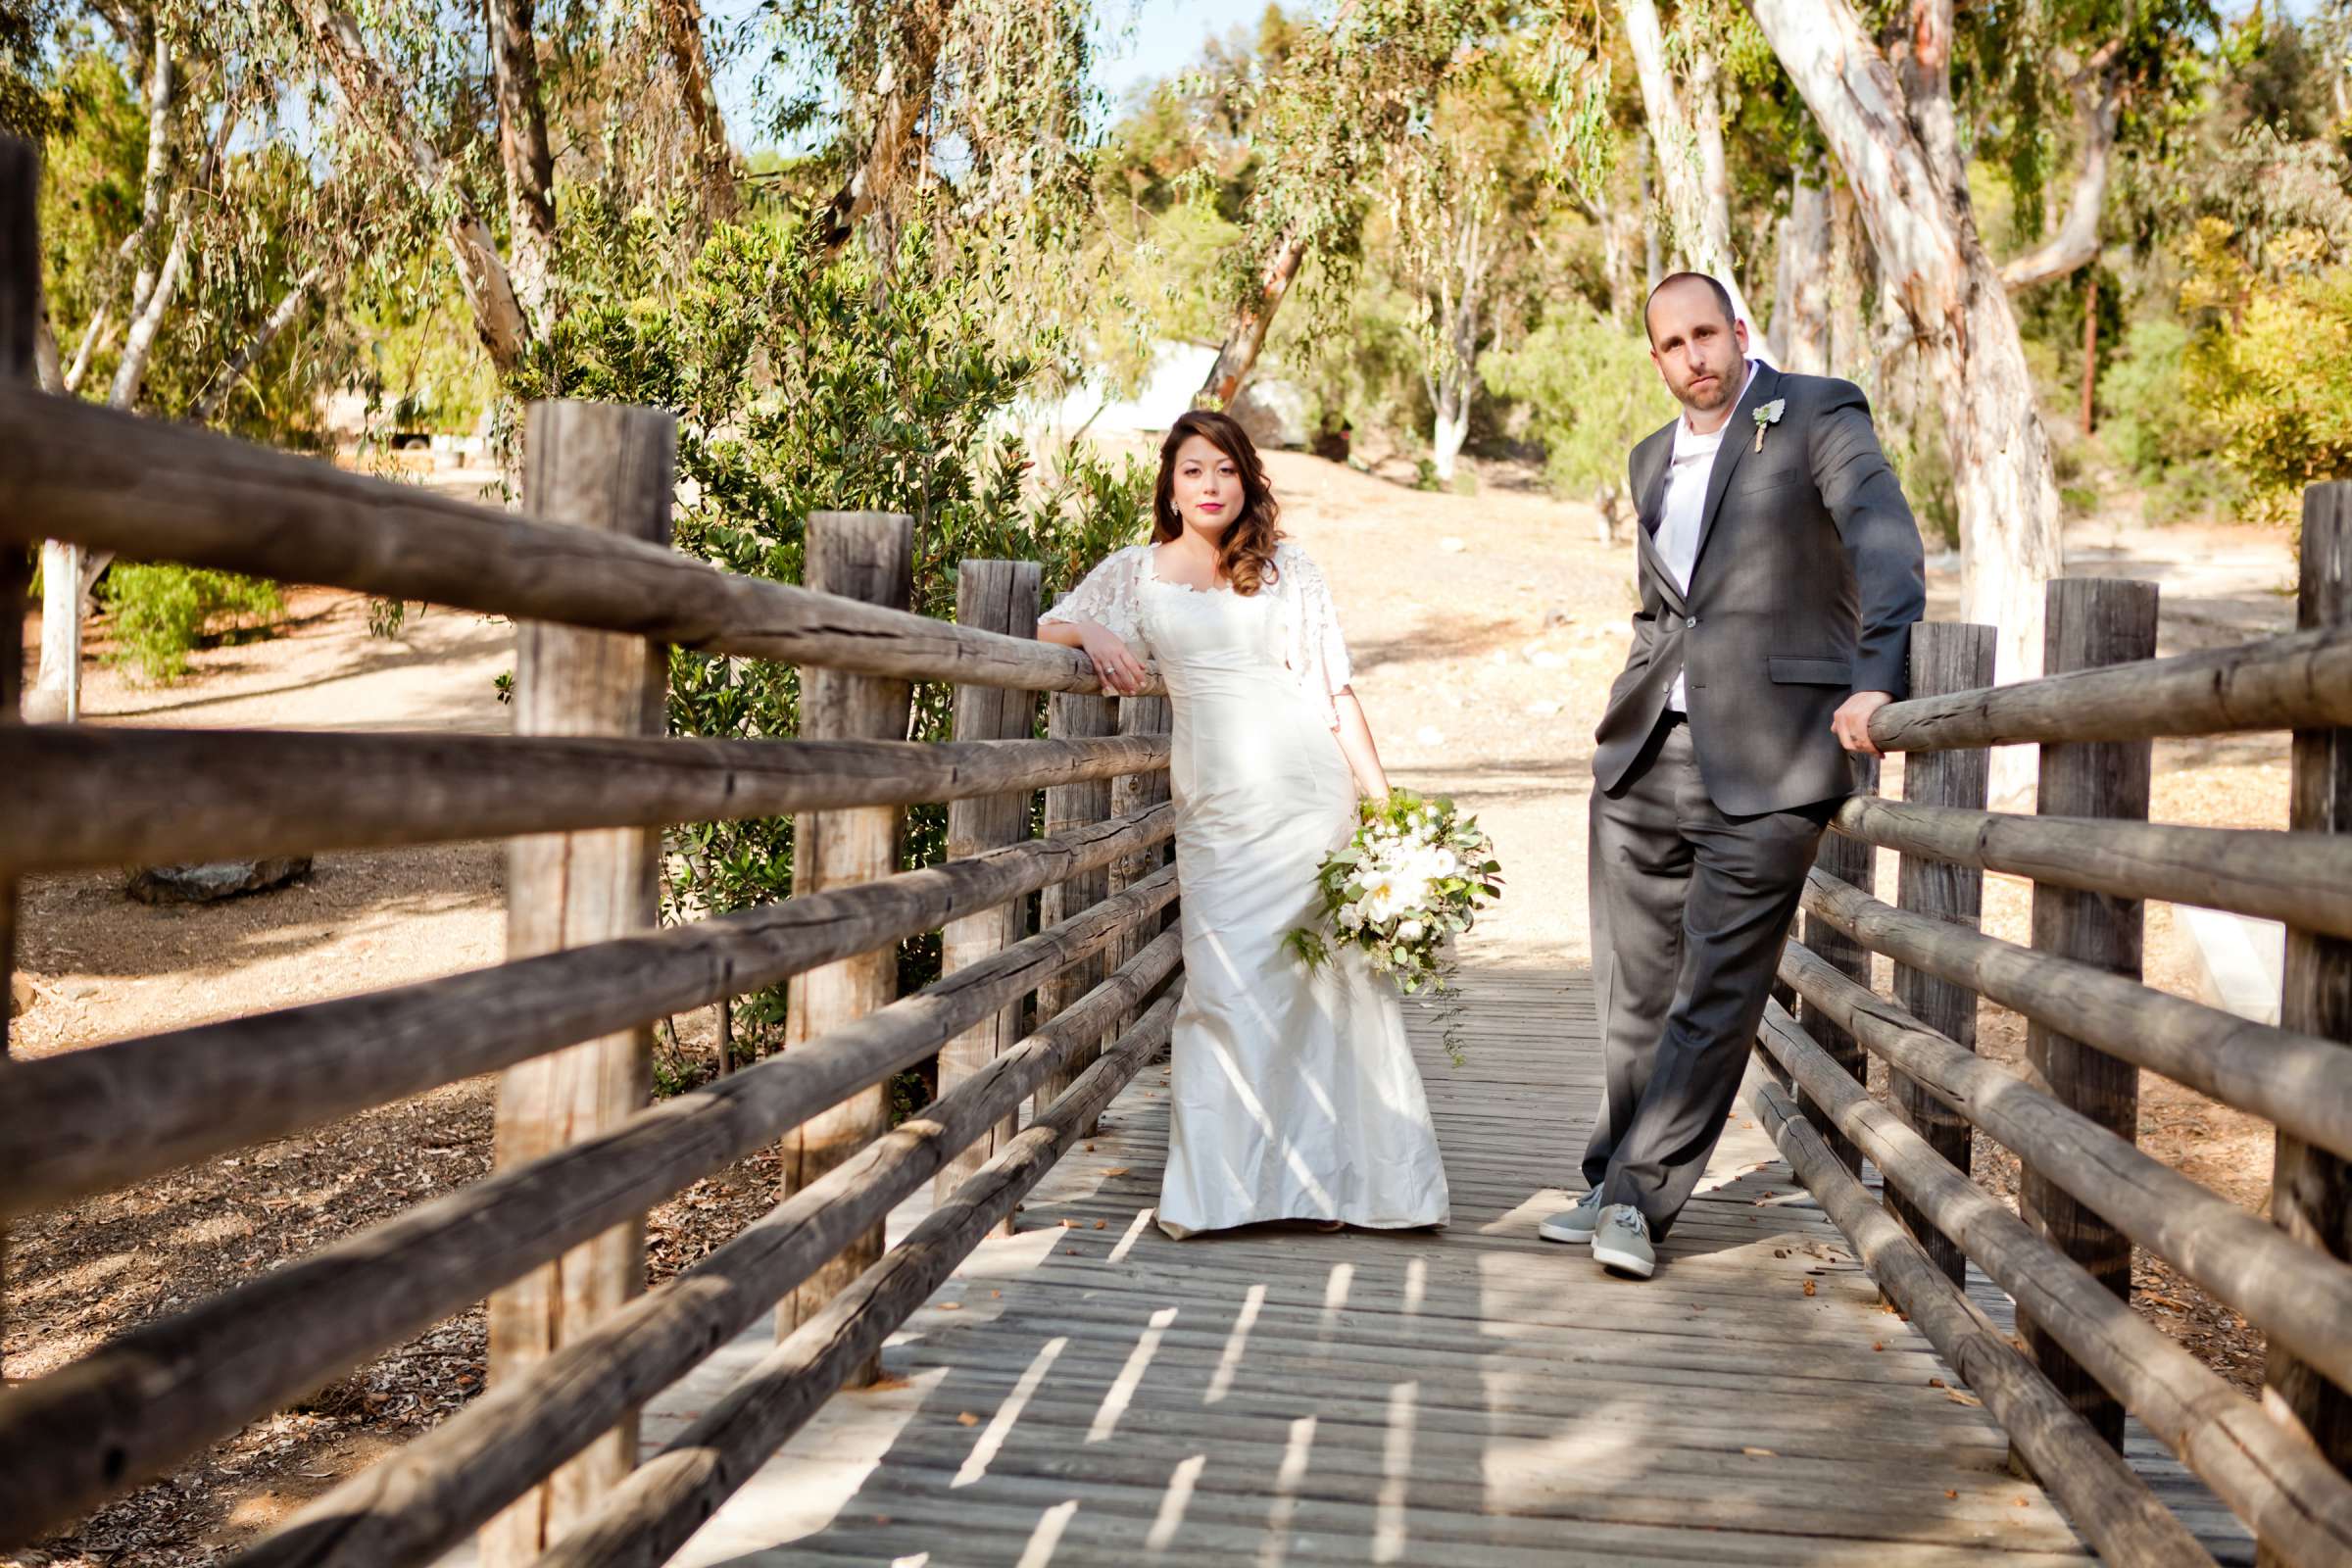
[1339,902,1364,931]
[1396,918,1425,943]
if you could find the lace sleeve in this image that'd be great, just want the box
[1039,546,1149,657]
[1278,546,1353,730]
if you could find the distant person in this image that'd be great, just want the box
[1040,410,1449,1240]
[1539,271,1925,1279]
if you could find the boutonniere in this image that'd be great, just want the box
[1751,398,1788,453]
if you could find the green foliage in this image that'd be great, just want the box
[2098,317,2240,522]
[99,564,284,683]
[1480,306,1675,529]
[540,217,1150,1054]
[2178,220,2352,522]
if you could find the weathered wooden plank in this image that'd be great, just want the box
[1869,621,2352,753]
[534,999,1186,1568]
[0,806,1174,1223]
[778,512,913,1380]
[484,400,675,1564]
[1754,1003,2352,1566]
[1748,1074,2214,1566]
[0,132,34,1389]
[1034,684,1118,1124]
[0,382,1156,694]
[1800,870,2352,1161]
[238,939,1182,1568]
[0,868,1176,1544]
[936,560,1044,1216]
[1780,942,2352,1391]
[1834,797,2352,943]
[0,728,1167,875]
[1802,749,1879,1174]
[1886,621,1995,1284]
[2264,485,2352,1568]
[2019,577,2158,1453]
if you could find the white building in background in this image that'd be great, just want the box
[1038,339,1311,451]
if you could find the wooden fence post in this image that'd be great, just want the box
[1033,668,1118,1126]
[483,400,677,1565]
[1889,622,1997,1287]
[2261,486,2352,1564]
[935,559,1042,1223]
[0,134,38,1383]
[777,512,913,1381]
[2019,576,2158,1457]
[1800,754,1880,1174]
[1108,694,1174,1031]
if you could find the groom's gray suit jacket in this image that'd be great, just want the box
[1592,363,1927,816]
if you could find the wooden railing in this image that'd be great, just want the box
[1752,485,2352,1568]
[0,139,1180,1566]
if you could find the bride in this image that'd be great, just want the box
[1039,410,1449,1240]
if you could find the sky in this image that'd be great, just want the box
[710,0,1280,156]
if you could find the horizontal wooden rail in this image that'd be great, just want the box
[1780,943,2352,1389]
[1746,1077,2214,1568]
[1834,795,2352,942]
[1868,622,2352,753]
[241,936,1182,1568]
[0,867,1178,1543]
[1802,869,2352,1162]
[536,990,1183,1568]
[0,729,1169,875]
[1754,1003,2352,1566]
[1,805,1175,1223]
[0,384,1148,695]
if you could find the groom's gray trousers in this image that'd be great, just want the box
[1582,710,1838,1237]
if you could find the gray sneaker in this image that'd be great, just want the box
[1592,1203,1656,1279]
[1537,1189,1605,1246]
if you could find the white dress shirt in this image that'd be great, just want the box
[1654,359,1757,711]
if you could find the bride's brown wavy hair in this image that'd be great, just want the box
[1153,409,1284,596]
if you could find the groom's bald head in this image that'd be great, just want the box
[1642,272,1737,344]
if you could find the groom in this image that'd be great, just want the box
[1542,272,1925,1279]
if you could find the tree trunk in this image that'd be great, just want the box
[1827,177,1870,384]
[809,0,953,258]
[1770,176,1833,374]
[108,212,187,410]
[1638,136,1662,289]
[1999,45,2122,293]
[1195,224,1306,411]
[490,0,559,332]
[655,0,738,227]
[298,0,530,372]
[193,267,324,424]
[1624,0,1768,347]
[2080,270,2098,436]
[1746,0,2064,720]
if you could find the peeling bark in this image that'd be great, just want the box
[1769,177,1833,374]
[1194,224,1306,411]
[810,1,953,258]
[490,0,558,327]
[656,0,739,226]
[1747,0,2065,724]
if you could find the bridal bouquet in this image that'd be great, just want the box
[1285,790,1503,1003]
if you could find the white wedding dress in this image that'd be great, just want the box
[1044,542,1450,1239]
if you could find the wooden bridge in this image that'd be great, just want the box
[4,134,2352,1565]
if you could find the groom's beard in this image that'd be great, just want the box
[1671,363,1739,415]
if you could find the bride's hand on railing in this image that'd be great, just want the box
[1078,624,1150,696]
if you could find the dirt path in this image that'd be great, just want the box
[6,450,2299,1564]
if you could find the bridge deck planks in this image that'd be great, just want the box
[630,967,2238,1566]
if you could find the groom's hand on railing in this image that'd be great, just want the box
[1833,691,1894,757]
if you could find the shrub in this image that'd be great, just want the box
[100,564,284,683]
[539,218,1151,1062]
[2178,219,2352,522]
[1481,307,1676,536]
